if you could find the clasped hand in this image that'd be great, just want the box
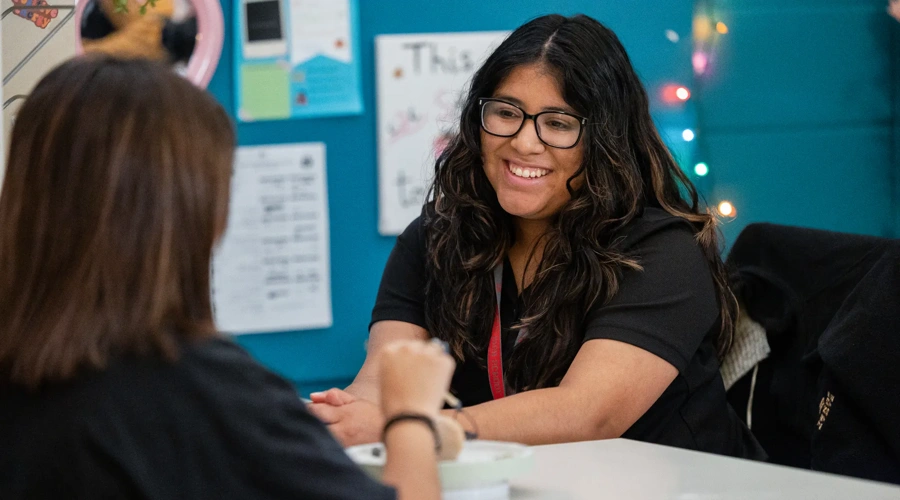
[307,339,455,447]
[307,388,383,446]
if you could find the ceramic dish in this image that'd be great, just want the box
[347,440,534,492]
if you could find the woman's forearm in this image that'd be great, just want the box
[443,386,617,445]
[381,420,442,500]
[345,379,379,403]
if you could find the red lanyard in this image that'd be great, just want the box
[487,264,523,400]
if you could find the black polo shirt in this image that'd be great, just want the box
[372,208,766,460]
[0,338,396,500]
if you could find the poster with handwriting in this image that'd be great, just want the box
[212,143,332,334]
[376,31,508,235]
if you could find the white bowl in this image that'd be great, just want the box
[346,440,534,493]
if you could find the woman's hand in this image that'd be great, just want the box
[308,389,384,446]
[307,340,454,446]
[378,340,455,420]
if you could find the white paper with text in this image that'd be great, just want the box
[212,143,332,334]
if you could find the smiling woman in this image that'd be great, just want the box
[478,64,586,224]
[308,13,767,462]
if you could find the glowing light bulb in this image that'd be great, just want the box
[693,51,709,75]
[682,129,695,142]
[694,163,709,177]
[693,15,713,41]
[716,22,729,34]
[662,84,692,104]
[718,201,735,217]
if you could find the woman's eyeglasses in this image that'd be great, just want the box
[479,98,587,149]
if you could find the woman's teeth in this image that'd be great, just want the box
[508,163,549,179]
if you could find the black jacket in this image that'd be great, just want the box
[726,223,900,485]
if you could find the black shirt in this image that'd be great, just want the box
[372,208,766,460]
[0,338,395,500]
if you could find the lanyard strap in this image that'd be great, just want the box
[487,264,506,400]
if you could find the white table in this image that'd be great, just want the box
[509,439,900,499]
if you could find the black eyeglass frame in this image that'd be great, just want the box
[478,98,588,150]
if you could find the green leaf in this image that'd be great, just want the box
[112,0,158,15]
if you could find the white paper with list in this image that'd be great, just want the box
[212,143,332,334]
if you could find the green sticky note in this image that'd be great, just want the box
[240,64,290,121]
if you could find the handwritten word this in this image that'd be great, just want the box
[401,43,476,76]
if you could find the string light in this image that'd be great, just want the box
[717,201,735,217]
[693,15,713,41]
[693,10,737,223]
[662,84,691,104]
[692,51,709,75]
[665,29,680,43]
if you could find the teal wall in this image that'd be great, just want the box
[694,0,900,245]
[207,0,696,393]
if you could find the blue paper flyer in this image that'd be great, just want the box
[235,0,362,122]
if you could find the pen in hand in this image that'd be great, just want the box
[430,338,463,412]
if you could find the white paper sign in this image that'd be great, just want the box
[376,31,508,235]
[289,0,352,65]
[212,143,332,334]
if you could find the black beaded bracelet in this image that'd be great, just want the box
[382,413,442,454]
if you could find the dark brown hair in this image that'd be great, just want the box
[0,56,235,388]
[425,14,736,390]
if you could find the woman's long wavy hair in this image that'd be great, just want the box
[423,14,736,391]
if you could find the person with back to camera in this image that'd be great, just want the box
[0,55,454,500]
[309,13,767,461]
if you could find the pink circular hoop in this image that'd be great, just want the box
[73,0,223,89]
